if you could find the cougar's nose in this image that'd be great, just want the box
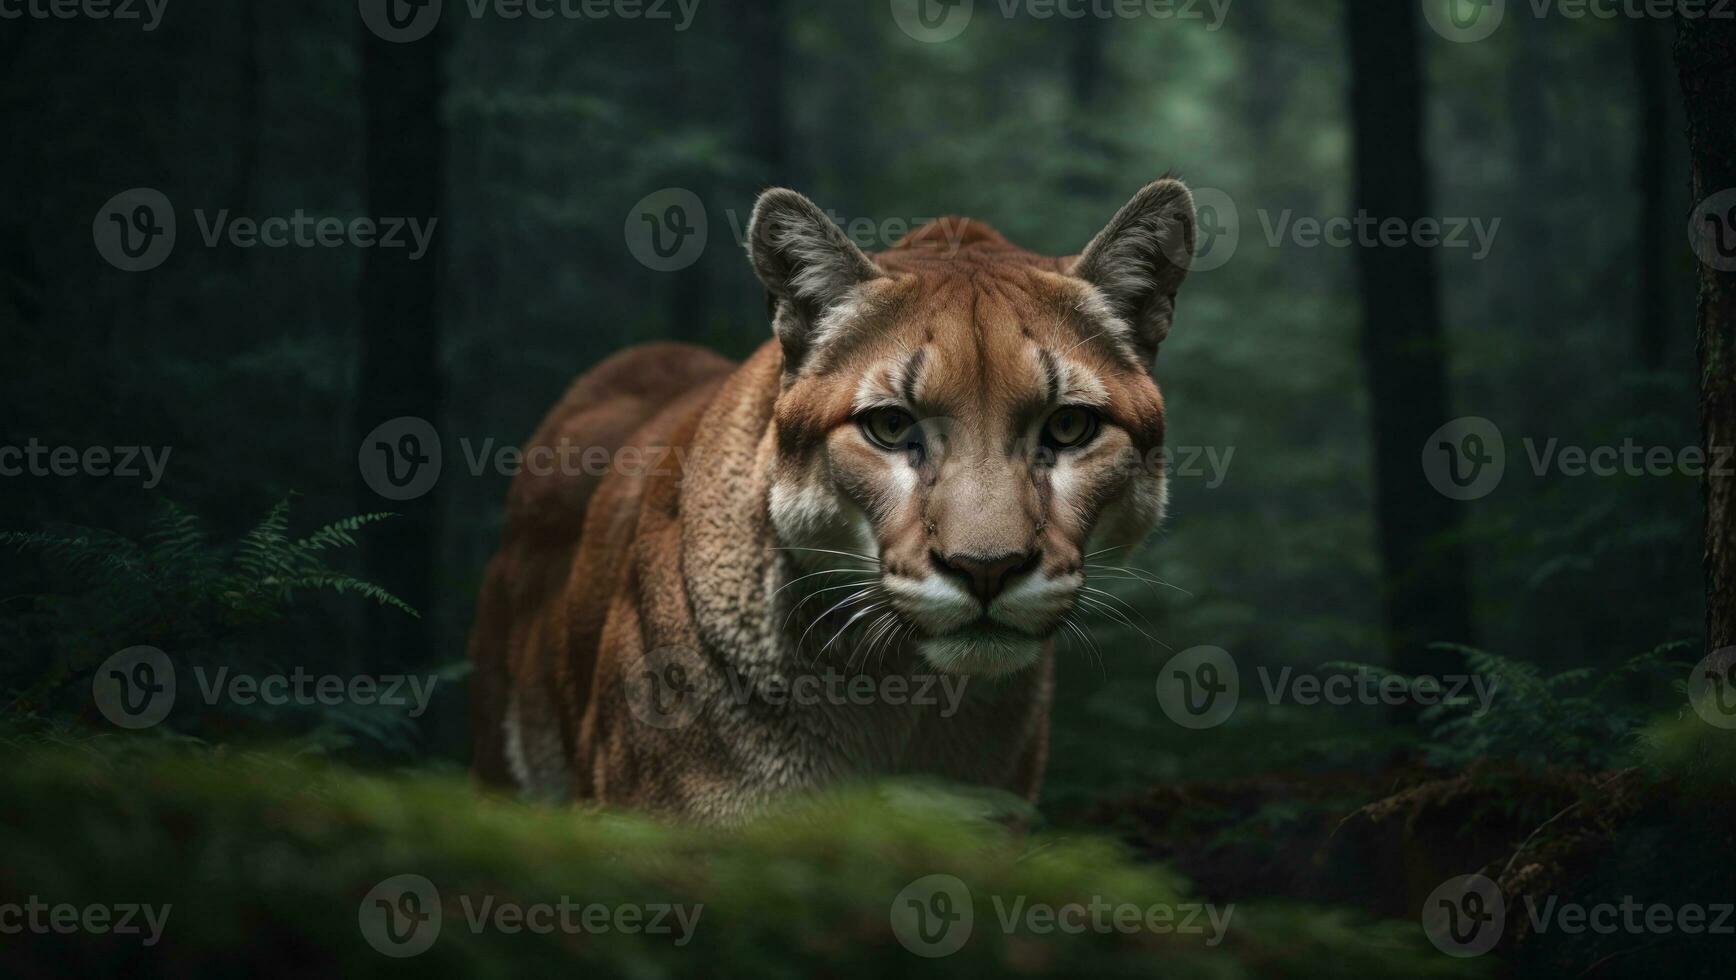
[931,549,1039,605]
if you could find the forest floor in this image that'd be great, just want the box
[0,716,1728,978]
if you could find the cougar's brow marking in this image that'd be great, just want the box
[1038,347,1061,405]
[898,347,927,407]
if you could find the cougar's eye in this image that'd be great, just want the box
[1041,407,1099,450]
[860,407,917,451]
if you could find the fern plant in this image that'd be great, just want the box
[1328,641,1696,770]
[0,498,427,755]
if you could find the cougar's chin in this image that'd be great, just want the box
[916,623,1044,676]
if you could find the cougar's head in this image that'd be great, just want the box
[749,180,1195,675]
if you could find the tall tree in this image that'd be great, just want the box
[1344,0,1474,675]
[1676,7,1736,653]
[1635,17,1673,372]
[734,0,790,188]
[353,16,448,669]
[1506,12,1557,420]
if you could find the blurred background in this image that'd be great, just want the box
[0,0,1706,804]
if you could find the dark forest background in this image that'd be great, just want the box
[1,2,1732,976]
[1,0,1706,770]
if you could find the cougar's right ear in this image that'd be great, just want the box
[746,188,883,373]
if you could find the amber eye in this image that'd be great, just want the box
[1042,407,1099,450]
[860,407,917,450]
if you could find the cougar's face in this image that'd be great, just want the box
[751,182,1194,675]
[768,268,1170,675]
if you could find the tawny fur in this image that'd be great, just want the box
[468,181,1195,822]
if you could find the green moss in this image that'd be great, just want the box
[0,741,1482,979]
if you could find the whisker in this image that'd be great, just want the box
[1084,564,1188,593]
[1061,614,1105,674]
[849,611,890,669]
[861,610,902,666]
[1085,567,1193,600]
[1076,593,1165,647]
[771,546,882,565]
[822,602,888,659]
[773,567,877,598]
[1079,585,1165,636]
[781,579,880,631]
[1060,328,1108,358]
[1083,544,1133,561]
[795,586,881,656]
[879,621,917,671]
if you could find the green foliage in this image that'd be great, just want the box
[0,741,1484,980]
[1327,641,1696,770]
[0,499,427,755]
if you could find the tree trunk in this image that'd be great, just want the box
[1675,7,1736,653]
[354,18,447,669]
[1344,0,1474,675]
[1636,18,1671,372]
[1061,15,1110,199]
[1507,12,1556,420]
[734,0,789,188]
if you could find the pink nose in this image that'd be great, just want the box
[931,549,1039,604]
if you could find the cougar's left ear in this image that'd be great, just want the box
[1071,178,1197,363]
[747,188,884,374]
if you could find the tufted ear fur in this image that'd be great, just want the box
[746,188,884,374]
[1071,178,1197,363]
